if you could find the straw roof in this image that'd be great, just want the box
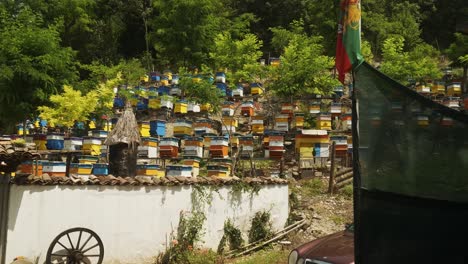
[105,103,141,146]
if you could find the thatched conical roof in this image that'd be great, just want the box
[105,103,141,147]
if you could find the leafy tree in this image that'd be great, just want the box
[362,1,423,56]
[379,36,442,84]
[179,67,223,113]
[210,33,263,83]
[446,33,468,92]
[0,7,77,132]
[151,0,225,67]
[38,76,119,129]
[269,32,339,99]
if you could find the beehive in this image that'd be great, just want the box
[216,83,228,96]
[295,130,329,152]
[83,137,102,156]
[188,102,201,113]
[173,119,193,137]
[159,137,179,159]
[239,136,254,158]
[64,137,83,151]
[18,160,44,176]
[294,113,305,130]
[182,157,201,177]
[222,102,235,116]
[232,85,244,97]
[138,121,151,137]
[209,136,229,158]
[46,133,64,150]
[215,72,226,83]
[447,82,461,97]
[149,120,166,137]
[137,164,164,177]
[443,97,460,109]
[92,130,108,139]
[138,137,159,158]
[93,163,109,176]
[194,119,215,135]
[182,137,203,158]
[70,163,93,175]
[317,114,332,130]
[274,114,289,132]
[251,116,265,134]
[309,103,321,114]
[170,86,182,97]
[148,96,161,109]
[241,101,254,117]
[268,135,284,159]
[166,165,193,177]
[160,95,174,109]
[250,82,263,95]
[416,84,430,94]
[207,165,230,178]
[431,81,446,96]
[43,161,66,177]
[78,155,99,164]
[174,100,188,114]
[330,103,342,117]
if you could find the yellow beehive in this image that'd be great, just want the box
[103,122,113,132]
[230,136,239,147]
[295,114,305,128]
[222,117,238,127]
[317,115,332,130]
[148,97,161,109]
[140,75,149,82]
[201,103,211,112]
[299,147,314,158]
[138,122,151,137]
[251,87,263,95]
[175,101,188,114]
[82,138,102,156]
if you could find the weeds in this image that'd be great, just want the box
[217,219,244,253]
[248,211,274,243]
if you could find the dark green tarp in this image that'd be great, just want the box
[354,62,468,263]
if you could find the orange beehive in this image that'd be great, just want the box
[209,137,229,158]
[159,137,179,159]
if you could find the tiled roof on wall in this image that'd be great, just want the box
[10,174,288,186]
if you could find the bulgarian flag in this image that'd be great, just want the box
[336,0,364,84]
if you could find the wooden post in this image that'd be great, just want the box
[328,141,336,194]
[65,152,72,177]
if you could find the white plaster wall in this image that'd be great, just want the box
[6,184,288,264]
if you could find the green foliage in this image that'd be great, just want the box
[446,33,468,68]
[152,0,225,67]
[231,249,289,264]
[380,36,442,84]
[210,32,263,83]
[217,219,244,253]
[37,76,118,128]
[248,211,274,243]
[269,30,339,98]
[302,178,327,196]
[340,184,354,199]
[159,211,206,264]
[184,249,220,264]
[179,68,223,113]
[0,7,77,131]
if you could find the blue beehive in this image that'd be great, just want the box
[216,83,227,96]
[137,98,148,111]
[46,133,64,150]
[150,120,166,137]
[334,86,344,97]
[150,72,161,81]
[93,163,109,176]
[157,86,170,96]
[172,74,179,85]
[113,97,125,108]
[215,72,226,83]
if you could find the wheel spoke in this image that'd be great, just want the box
[76,230,83,250]
[51,254,70,257]
[66,233,75,250]
[79,234,93,251]
[82,243,99,254]
[57,241,72,253]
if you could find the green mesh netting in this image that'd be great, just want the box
[355,62,468,202]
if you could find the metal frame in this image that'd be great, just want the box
[0,173,11,264]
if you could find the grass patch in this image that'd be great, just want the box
[339,184,353,199]
[230,249,289,264]
[302,178,327,196]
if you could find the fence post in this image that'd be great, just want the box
[328,141,336,194]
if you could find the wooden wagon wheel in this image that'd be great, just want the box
[46,227,104,264]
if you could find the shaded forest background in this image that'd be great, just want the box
[0,0,467,131]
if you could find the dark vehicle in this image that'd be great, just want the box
[288,225,354,264]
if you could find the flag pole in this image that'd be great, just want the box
[351,69,361,264]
